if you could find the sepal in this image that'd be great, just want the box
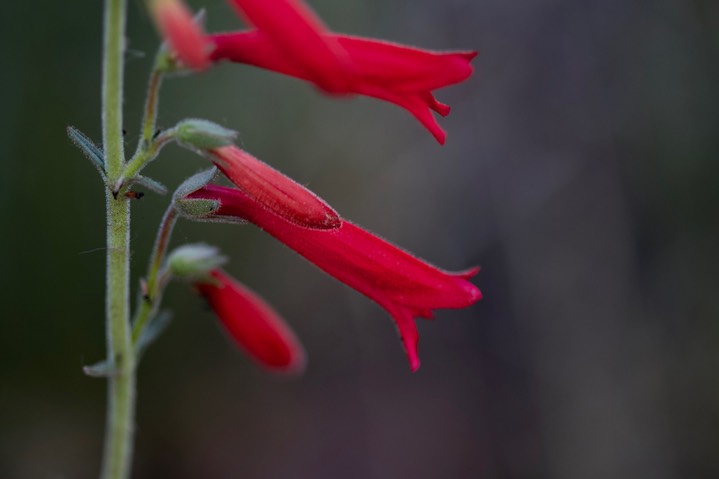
[166,243,227,281]
[172,167,218,201]
[175,119,239,151]
[154,46,178,73]
[174,198,221,218]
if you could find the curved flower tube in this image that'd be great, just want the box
[187,184,481,371]
[195,269,306,373]
[226,0,352,92]
[210,31,476,144]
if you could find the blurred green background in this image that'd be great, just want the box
[2,0,719,478]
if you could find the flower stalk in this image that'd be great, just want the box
[114,60,170,195]
[117,127,174,194]
[137,68,164,154]
[131,204,178,345]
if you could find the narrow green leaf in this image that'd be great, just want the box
[67,126,106,180]
[83,359,117,378]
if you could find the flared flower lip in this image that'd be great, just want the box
[209,30,477,144]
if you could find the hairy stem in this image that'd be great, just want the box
[132,205,178,345]
[119,129,174,190]
[100,0,135,478]
[120,67,168,185]
[113,63,169,194]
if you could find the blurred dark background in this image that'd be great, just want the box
[1,0,718,478]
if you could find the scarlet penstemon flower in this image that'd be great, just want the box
[148,0,476,142]
[210,31,476,144]
[181,182,481,372]
[165,243,304,371]
[195,269,307,373]
[210,0,477,144]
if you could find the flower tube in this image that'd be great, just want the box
[185,184,481,371]
[226,0,352,92]
[210,31,476,144]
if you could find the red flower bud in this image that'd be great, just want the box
[196,269,306,373]
[208,145,341,230]
[149,0,211,70]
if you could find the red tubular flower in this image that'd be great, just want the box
[187,184,481,372]
[210,31,476,144]
[207,145,341,229]
[195,269,306,373]
[148,0,211,70]
[225,0,352,93]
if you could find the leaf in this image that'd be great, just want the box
[83,359,117,378]
[67,126,106,181]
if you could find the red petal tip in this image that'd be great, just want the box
[457,265,481,279]
[426,123,447,145]
[436,104,451,117]
[268,347,308,375]
[410,357,421,373]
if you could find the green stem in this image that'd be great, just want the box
[114,67,169,193]
[132,205,178,345]
[100,0,135,479]
[119,129,174,190]
[138,69,164,152]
